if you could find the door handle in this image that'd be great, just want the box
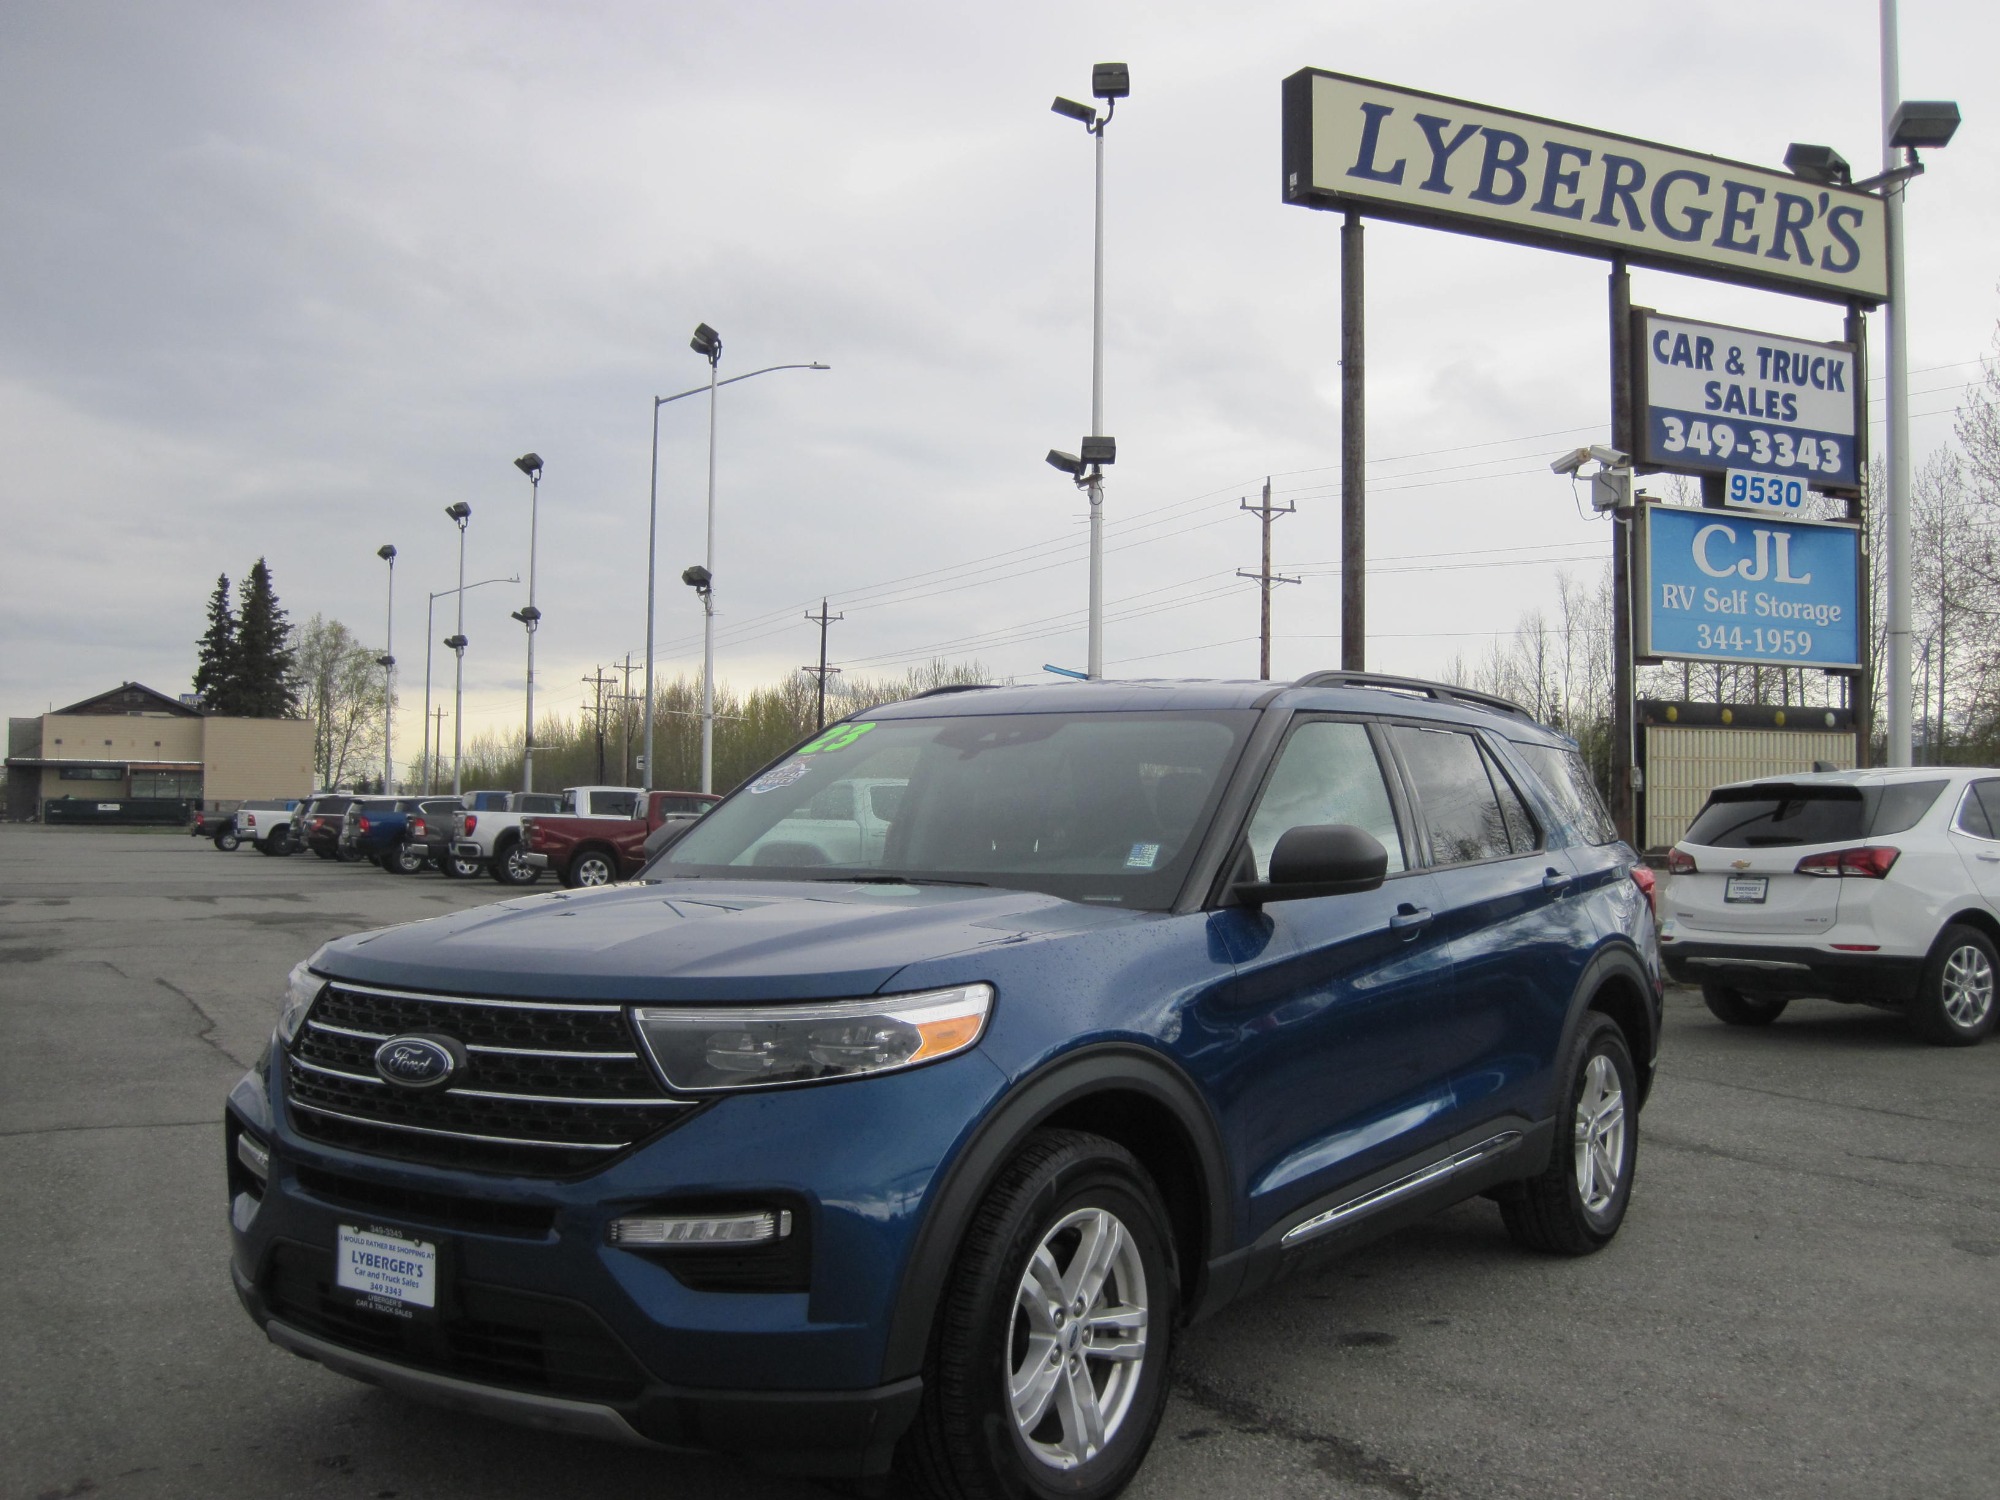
[1389,905,1434,939]
[1541,867,1570,891]
[1978,852,2000,863]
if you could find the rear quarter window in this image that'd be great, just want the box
[1513,742,1617,846]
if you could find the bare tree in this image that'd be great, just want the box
[295,615,387,789]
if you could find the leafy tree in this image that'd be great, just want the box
[193,575,236,707]
[231,558,298,716]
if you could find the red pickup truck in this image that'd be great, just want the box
[520,789,718,887]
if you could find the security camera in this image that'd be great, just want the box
[1550,447,1592,476]
[1587,444,1629,468]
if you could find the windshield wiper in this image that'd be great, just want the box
[813,874,992,887]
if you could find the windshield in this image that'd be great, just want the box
[650,710,1253,909]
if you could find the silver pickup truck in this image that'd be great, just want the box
[450,785,641,886]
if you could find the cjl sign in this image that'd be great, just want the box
[1636,313,1859,489]
[1636,503,1860,670]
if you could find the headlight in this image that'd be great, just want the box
[276,956,326,1045]
[632,983,992,1094]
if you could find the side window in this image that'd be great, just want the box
[1244,720,1405,879]
[1957,781,2000,840]
[1485,745,1540,853]
[1392,725,1514,865]
[1515,742,1617,845]
[589,791,639,817]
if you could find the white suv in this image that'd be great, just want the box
[1660,767,2000,1046]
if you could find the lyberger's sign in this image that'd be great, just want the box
[1282,71,1887,305]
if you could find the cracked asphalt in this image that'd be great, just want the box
[2,825,1995,1500]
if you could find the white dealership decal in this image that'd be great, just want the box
[1282,71,1887,304]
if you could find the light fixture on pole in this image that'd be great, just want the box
[642,351,828,795]
[422,573,517,794]
[1049,62,1129,680]
[376,545,397,795]
[443,501,472,795]
[512,452,544,793]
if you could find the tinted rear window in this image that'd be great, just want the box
[1514,743,1618,846]
[1684,779,1947,847]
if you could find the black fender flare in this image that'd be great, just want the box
[1547,940,1660,1127]
[879,1042,1232,1381]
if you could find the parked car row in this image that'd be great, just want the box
[190,785,718,888]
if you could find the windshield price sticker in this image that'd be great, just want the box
[1637,504,1861,670]
[798,722,875,755]
[1638,314,1857,488]
[1724,469,1808,514]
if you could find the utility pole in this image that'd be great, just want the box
[618,653,637,785]
[1236,478,1298,680]
[803,599,845,730]
[583,667,616,783]
[430,704,447,790]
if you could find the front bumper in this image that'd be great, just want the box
[1662,941,1923,1005]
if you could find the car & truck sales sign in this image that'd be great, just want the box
[1281,71,1888,305]
[1636,314,1859,489]
[1636,503,1861,671]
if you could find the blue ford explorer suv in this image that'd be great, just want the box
[226,673,1660,1498]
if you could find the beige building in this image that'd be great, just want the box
[5,682,314,821]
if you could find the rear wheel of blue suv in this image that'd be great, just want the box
[225,672,1661,1496]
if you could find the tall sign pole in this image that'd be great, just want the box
[1880,0,1912,766]
[1340,212,1366,670]
[1608,261,1637,844]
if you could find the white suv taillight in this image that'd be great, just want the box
[1667,848,1697,875]
[1794,845,1900,879]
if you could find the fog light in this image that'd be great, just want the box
[609,1210,792,1247]
[236,1132,270,1181]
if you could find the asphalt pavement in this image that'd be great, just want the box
[2,825,1994,1500]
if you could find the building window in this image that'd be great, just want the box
[59,767,123,782]
[131,771,202,799]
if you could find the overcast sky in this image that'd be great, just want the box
[4,1,1994,755]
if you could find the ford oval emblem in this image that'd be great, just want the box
[373,1034,463,1090]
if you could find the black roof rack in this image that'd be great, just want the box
[902,683,1002,701]
[1289,670,1536,722]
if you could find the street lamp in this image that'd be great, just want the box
[422,573,517,792]
[444,501,472,794]
[512,452,544,793]
[375,544,397,794]
[1049,62,1128,680]
[642,342,828,794]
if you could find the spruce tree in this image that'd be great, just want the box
[231,558,300,717]
[193,574,237,710]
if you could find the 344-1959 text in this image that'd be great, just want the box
[1694,624,1814,656]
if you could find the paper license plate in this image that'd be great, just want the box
[1723,875,1769,904]
[337,1224,438,1314]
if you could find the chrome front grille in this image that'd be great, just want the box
[285,980,695,1176]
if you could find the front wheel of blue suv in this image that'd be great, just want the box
[900,1130,1177,1500]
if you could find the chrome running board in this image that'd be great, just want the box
[1280,1131,1523,1250]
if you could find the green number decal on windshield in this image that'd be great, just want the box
[798,722,876,755]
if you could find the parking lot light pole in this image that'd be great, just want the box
[444,502,472,795]
[511,453,544,793]
[642,349,828,793]
[376,545,396,794]
[1051,65,1127,678]
[422,573,516,794]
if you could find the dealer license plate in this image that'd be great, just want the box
[1724,875,1769,904]
[336,1224,438,1314]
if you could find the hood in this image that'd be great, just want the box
[317,877,1146,1002]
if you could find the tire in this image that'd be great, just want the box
[441,852,481,879]
[212,830,240,852]
[269,827,294,856]
[335,844,362,863]
[898,1129,1175,1500]
[1908,924,1998,1047]
[312,845,336,861]
[388,840,427,875]
[564,849,617,889]
[491,837,541,886]
[1700,982,1789,1027]
[1500,1012,1638,1257]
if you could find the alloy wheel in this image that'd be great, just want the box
[1007,1206,1149,1471]
[1572,1053,1626,1214]
[1941,943,1995,1029]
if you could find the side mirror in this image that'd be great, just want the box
[1232,824,1388,905]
